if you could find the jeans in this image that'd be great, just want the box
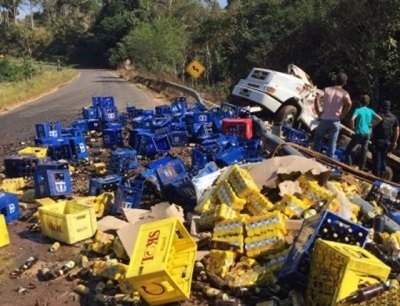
[344,134,370,170]
[372,140,390,178]
[313,119,341,158]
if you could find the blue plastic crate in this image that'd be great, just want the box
[35,121,62,139]
[108,148,139,174]
[215,146,246,167]
[47,143,72,160]
[83,107,99,120]
[141,135,171,156]
[4,154,40,178]
[0,192,20,223]
[126,106,136,119]
[61,128,84,138]
[168,131,188,147]
[72,119,89,133]
[34,161,72,198]
[282,126,309,147]
[68,137,89,160]
[113,185,143,214]
[171,97,188,116]
[102,106,119,122]
[320,145,345,161]
[155,105,172,116]
[191,147,215,170]
[118,113,129,126]
[92,96,115,108]
[154,126,170,137]
[87,119,101,131]
[35,136,65,146]
[148,156,174,170]
[193,112,212,124]
[152,117,171,130]
[279,210,370,289]
[103,127,124,148]
[170,120,187,131]
[88,174,122,196]
[155,158,188,188]
[189,102,207,112]
[193,161,219,178]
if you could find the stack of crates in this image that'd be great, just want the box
[125,217,196,305]
[108,148,139,174]
[281,126,309,147]
[306,239,391,306]
[34,161,72,198]
[279,210,370,289]
[38,201,97,244]
[89,174,122,196]
[112,177,145,214]
[4,154,41,178]
[222,118,253,139]
[61,128,88,160]
[0,192,20,223]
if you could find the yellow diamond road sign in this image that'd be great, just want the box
[186,60,205,79]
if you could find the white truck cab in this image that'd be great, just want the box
[231,64,321,130]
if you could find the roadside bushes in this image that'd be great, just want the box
[0,57,41,82]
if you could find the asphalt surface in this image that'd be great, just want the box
[0,69,158,145]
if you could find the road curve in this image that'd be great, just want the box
[0,69,159,145]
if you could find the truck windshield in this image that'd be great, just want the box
[250,70,269,80]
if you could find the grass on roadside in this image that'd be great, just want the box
[0,68,79,111]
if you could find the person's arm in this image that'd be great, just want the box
[371,113,383,128]
[314,92,323,117]
[340,95,352,120]
[391,122,399,151]
[349,114,356,130]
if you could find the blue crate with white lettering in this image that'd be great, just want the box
[108,148,139,174]
[193,112,212,124]
[155,158,188,188]
[87,119,101,131]
[92,96,115,108]
[35,121,62,139]
[192,122,214,139]
[88,174,123,196]
[103,126,124,148]
[221,101,249,118]
[0,192,20,223]
[168,131,188,147]
[215,146,246,167]
[112,177,145,214]
[34,161,72,198]
[68,138,89,160]
[83,107,99,120]
[102,105,119,122]
[4,154,41,178]
[155,105,172,116]
[279,210,370,289]
[72,119,89,133]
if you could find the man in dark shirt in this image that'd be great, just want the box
[371,100,399,178]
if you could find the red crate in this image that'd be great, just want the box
[222,118,253,139]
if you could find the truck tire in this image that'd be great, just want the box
[274,105,298,127]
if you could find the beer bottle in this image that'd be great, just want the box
[338,283,388,304]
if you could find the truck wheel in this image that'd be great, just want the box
[384,166,393,181]
[274,105,298,127]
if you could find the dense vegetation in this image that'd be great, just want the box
[1,0,400,108]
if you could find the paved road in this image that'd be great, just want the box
[0,69,159,145]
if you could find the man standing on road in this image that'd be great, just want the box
[343,94,382,171]
[371,100,399,178]
[313,72,352,158]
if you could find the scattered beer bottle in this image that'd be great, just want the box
[338,283,388,304]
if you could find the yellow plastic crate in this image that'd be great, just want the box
[306,239,391,306]
[38,201,97,244]
[216,181,246,211]
[245,192,274,216]
[125,217,197,306]
[0,178,26,194]
[18,146,48,158]
[246,211,287,237]
[0,214,10,247]
[227,165,259,198]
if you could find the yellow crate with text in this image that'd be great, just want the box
[246,211,287,237]
[213,219,244,237]
[215,203,240,221]
[18,146,48,158]
[0,177,26,194]
[38,201,97,244]
[245,229,286,258]
[306,239,391,306]
[227,164,259,198]
[216,181,246,211]
[206,249,236,278]
[0,214,10,247]
[279,194,311,218]
[245,192,274,216]
[125,217,196,306]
